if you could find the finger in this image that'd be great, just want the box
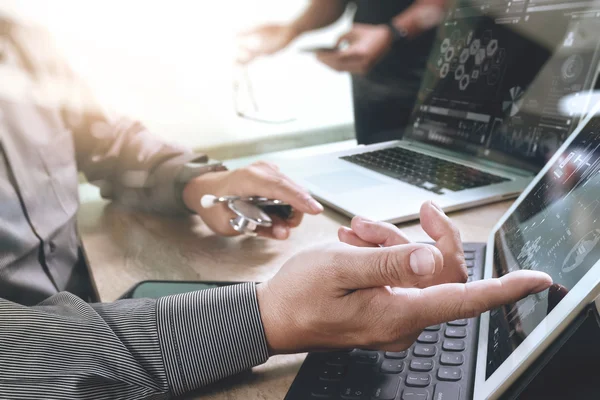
[204,205,241,237]
[257,216,290,240]
[242,168,324,215]
[335,31,353,48]
[338,226,377,247]
[285,210,304,228]
[420,201,462,246]
[342,63,371,75]
[316,54,365,73]
[405,270,553,329]
[336,243,444,290]
[316,52,345,71]
[350,216,410,247]
[321,52,368,74]
[420,201,466,283]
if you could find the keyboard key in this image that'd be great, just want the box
[410,359,434,372]
[402,388,430,400]
[341,384,368,399]
[433,382,460,400]
[465,259,475,267]
[406,373,431,388]
[311,382,338,398]
[371,375,401,400]
[447,319,468,326]
[464,252,475,260]
[381,360,404,374]
[424,325,441,331]
[440,353,464,366]
[319,366,345,381]
[437,367,463,381]
[326,353,351,366]
[417,332,439,344]
[385,351,407,359]
[468,269,474,276]
[352,350,379,364]
[445,327,467,339]
[442,340,465,352]
[414,344,437,357]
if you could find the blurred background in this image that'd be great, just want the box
[0,0,355,158]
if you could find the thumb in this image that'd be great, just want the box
[338,243,444,290]
[336,31,354,48]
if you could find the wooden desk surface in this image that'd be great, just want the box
[77,184,512,400]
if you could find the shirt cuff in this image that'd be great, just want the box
[156,283,270,396]
[144,153,204,215]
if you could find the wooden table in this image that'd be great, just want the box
[77,183,512,400]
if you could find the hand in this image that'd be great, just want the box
[236,24,298,64]
[257,204,553,354]
[316,23,393,75]
[182,161,323,240]
[338,201,468,286]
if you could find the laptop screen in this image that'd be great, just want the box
[486,111,600,378]
[406,0,600,172]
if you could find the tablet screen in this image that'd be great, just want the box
[487,114,600,378]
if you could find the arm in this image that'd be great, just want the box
[51,36,323,236]
[289,0,348,37]
[236,0,347,64]
[391,0,447,39]
[316,0,447,74]
[0,284,268,398]
[63,93,203,215]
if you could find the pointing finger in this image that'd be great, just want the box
[403,270,553,329]
[350,216,410,247]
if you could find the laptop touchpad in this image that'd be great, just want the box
[306,170,387,193]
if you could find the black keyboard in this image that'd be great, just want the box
[341,148,509,194]
[284,243,486,400]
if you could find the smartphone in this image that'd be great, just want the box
[299,46,339,53]
[119,280,251,299]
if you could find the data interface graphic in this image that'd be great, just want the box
[408,0,600,171]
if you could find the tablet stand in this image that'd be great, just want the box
[500,303,600,399]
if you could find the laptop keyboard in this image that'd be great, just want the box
[340,147,509,194]
[284,243,485,400]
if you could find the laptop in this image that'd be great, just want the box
[280,0,600,223]
[284,104,600,399]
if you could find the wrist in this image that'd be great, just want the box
[178,160,228,213]
[383,21,408,47]
[181,170,228,213]
[256,282,295,355]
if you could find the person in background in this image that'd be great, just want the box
[0,14,552,400]
[238,0,446,145]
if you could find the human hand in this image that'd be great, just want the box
[316,23,393,75]
[338,201,468,286]
[182,161,323,239]
[257,217,552,354]
[236,24,298,64]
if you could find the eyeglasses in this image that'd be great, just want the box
[233,64,296,124]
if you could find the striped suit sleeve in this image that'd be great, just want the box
[0,283,269,399]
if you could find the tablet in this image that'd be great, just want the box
[475,103,600,399]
